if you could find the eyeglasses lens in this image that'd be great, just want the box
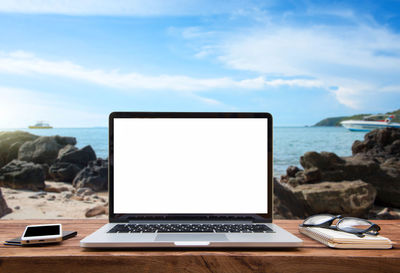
[303,214,335,225]
[337,218,372,233]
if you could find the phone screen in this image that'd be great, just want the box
[24,225,60,237]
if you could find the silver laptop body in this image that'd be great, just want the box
[80,112,302,248]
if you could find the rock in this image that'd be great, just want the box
[292,180,376,218]
[49,162,81,182]
[274,178,376,218]
[304,167,321,183]
[44,185,62,193]
[295,148,400,208]
[44,185,70,193]
[273,178,310,219]
[375,207,400,220]
[14,206,20,210]
[0,188,12,218]
[57,145,78,158]
[40,163,51,180]
[62,192,73,199]
[71,196,84,201]
[352,128,400,162]
[85,205,108,217]
[58,186,70,192]
[286,166,301,177]
[48,145,97,183]
[73,158,108,192]
[18,135,76,165]
[47,195,56,201]
[0,131,38,168]
[300,151,345,171]
[0,160,45,190]
[57,145,96,168]
[76,187,92,196]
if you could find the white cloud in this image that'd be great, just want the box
[211,22,400,109]
[0,51,322,92]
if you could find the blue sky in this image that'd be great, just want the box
[0,0,399,127]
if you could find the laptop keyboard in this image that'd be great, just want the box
[108,224,273,233]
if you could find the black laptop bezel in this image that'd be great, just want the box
[108,112,273,223]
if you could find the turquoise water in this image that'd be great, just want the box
[274,127,365,176]
[2,127,365,176]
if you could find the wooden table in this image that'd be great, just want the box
[0,219,399,273]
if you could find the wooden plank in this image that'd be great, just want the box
[0,220,399,273]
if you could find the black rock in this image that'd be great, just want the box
[57,145,96,168]
[286,166,301,177]
[57,145,78,158]
[0,160,45,191]
[73,158,108,192]
[352,127,400,162]
[0,131,38,168]
[49,162,81,182]
[0,188,12,218]
[18,136,77,165]
[300,151,344,170]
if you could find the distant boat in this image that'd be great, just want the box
[341,115,400,132]
[28,121,53,129]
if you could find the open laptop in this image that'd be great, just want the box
[80,112,302,248]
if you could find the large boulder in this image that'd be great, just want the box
[49,145,96,182]
[274,179,376,218]
[274,178,310,219]
[18,135,76,165]
[49,162,81,182]
[0,188,12,218]
[290,148,400,207]
[73,158,108,192]
[0,160,45,190]
[352,127,400,162]
[0,131,38,168]
[292,180,376,218]
[57,145,96,168]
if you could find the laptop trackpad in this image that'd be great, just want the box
[156,234,228,242]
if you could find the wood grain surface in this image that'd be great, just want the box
[0,219,399,273]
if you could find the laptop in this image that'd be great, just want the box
[80,112,302,248]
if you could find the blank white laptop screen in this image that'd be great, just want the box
[113,118,268,214]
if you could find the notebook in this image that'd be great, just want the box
[299,226,393,249]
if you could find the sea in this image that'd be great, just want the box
[2,127,366,177]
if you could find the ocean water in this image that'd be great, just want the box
[3,126,365,177]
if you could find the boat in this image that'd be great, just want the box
[28,121,53,129]
[340,115,400,132]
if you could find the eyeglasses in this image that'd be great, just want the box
[300,214,381,237]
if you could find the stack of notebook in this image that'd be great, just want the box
[299,226,393,249]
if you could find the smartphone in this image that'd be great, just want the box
[20,224,63,245]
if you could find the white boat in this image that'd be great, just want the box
[341,115,400,132]
[29,121,53,129]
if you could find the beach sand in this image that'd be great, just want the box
[1,181,108,219]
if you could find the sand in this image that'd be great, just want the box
[1,181,108,219]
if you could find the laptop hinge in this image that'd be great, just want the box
[127,220,255,224]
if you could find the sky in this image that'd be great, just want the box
[0,0,399,127]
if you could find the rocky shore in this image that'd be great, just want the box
[1,128,399,220]
[0,131,108,218]
[274,127,400,220]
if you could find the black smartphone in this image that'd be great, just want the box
[4,231,77,246]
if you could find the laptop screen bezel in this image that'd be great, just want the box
[108,112,273,223]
